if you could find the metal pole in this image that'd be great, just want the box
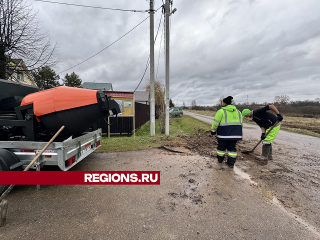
[133,94,136,139]
[165,0,170,136]
[149,0,155,136]
[108,117,110,139]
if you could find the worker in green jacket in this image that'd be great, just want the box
[242,105,283,162]
[211,96,243,168]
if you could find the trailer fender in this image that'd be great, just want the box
[0,149,22,194]
[0,149,22,171]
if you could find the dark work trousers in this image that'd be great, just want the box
[216,140,238,166]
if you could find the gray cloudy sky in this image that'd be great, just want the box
[29,0,320,105]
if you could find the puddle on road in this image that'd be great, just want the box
[233,166,320,238]
[233,166,257,186]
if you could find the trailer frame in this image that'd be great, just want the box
[0,129,102,171]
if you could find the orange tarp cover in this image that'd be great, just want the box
[21,86,98,118]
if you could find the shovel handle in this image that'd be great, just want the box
[0,126,65,203]
[250,121,279,152]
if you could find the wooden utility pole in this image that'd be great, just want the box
[165,0,170,136]
[149,0,155,136]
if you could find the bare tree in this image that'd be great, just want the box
[191,100,197,109]
[274,95,290,106]
[0,0,58,79]
[215,97,223,109]
[146,80,165,133]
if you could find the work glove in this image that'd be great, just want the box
[277,114,283,121]
[261,133,266,140]
[211,130,216,136]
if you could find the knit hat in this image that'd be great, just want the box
[223,96,233,105]
[242,109,251,116]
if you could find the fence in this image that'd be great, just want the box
[97,102,150,135]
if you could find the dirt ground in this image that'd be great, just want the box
[184,111,320,234]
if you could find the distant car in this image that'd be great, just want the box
[169,107,183,117]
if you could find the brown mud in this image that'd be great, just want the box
[160,131,259,164]
[159,131,320,231]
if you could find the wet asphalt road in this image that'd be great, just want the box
[1,147,320,239]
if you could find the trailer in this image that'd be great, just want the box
[0,128,102,172]
[0,84,123,194]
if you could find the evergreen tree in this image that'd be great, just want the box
[32,66,60,90]
[63,72,82,88]
[169,99,175,108]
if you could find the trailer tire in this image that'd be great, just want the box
[0,164,8,195]
[0,149,22,195]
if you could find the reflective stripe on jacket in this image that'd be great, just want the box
[211,105,243,141]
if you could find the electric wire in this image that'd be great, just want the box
[35,0,164,13]
[35,0,148,13]
[58,16,150,74]
[134,56,150,92]
[134,9,164,92]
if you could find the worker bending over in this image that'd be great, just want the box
[242,105,283,161]
[211,96,243,168]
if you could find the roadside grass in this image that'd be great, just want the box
[187,110,320,138]
[96,115,211,153]
[188,110,216,117]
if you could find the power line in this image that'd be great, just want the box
[35,0,148,13]
[134,56,150,92]
[59,16,150,74]
[35,0,164,13]
[134,10,164,92]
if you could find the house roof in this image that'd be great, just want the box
[5,59,36,86]
[82,82,113,91]
[134,91,149,102]
[5,59,23,79]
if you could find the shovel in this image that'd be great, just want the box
[242,121,279,154]
[0,126,65,227]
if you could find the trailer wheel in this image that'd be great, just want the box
[0,149,22,195]
[0,164,8,195]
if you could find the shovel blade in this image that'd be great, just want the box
[242,150,254,154]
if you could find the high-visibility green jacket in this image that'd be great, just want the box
[211,105,243,140]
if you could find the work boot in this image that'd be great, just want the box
[268,144,273,160]
[217,155,224,163]
[225,156,236,168]
[255,145,271,161]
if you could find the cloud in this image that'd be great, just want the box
[29,0,320,105]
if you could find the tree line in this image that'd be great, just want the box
[183,95,320,117]
[32,66,82,90]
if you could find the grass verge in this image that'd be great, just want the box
[187,110,320,138]
[95,115,211,153]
